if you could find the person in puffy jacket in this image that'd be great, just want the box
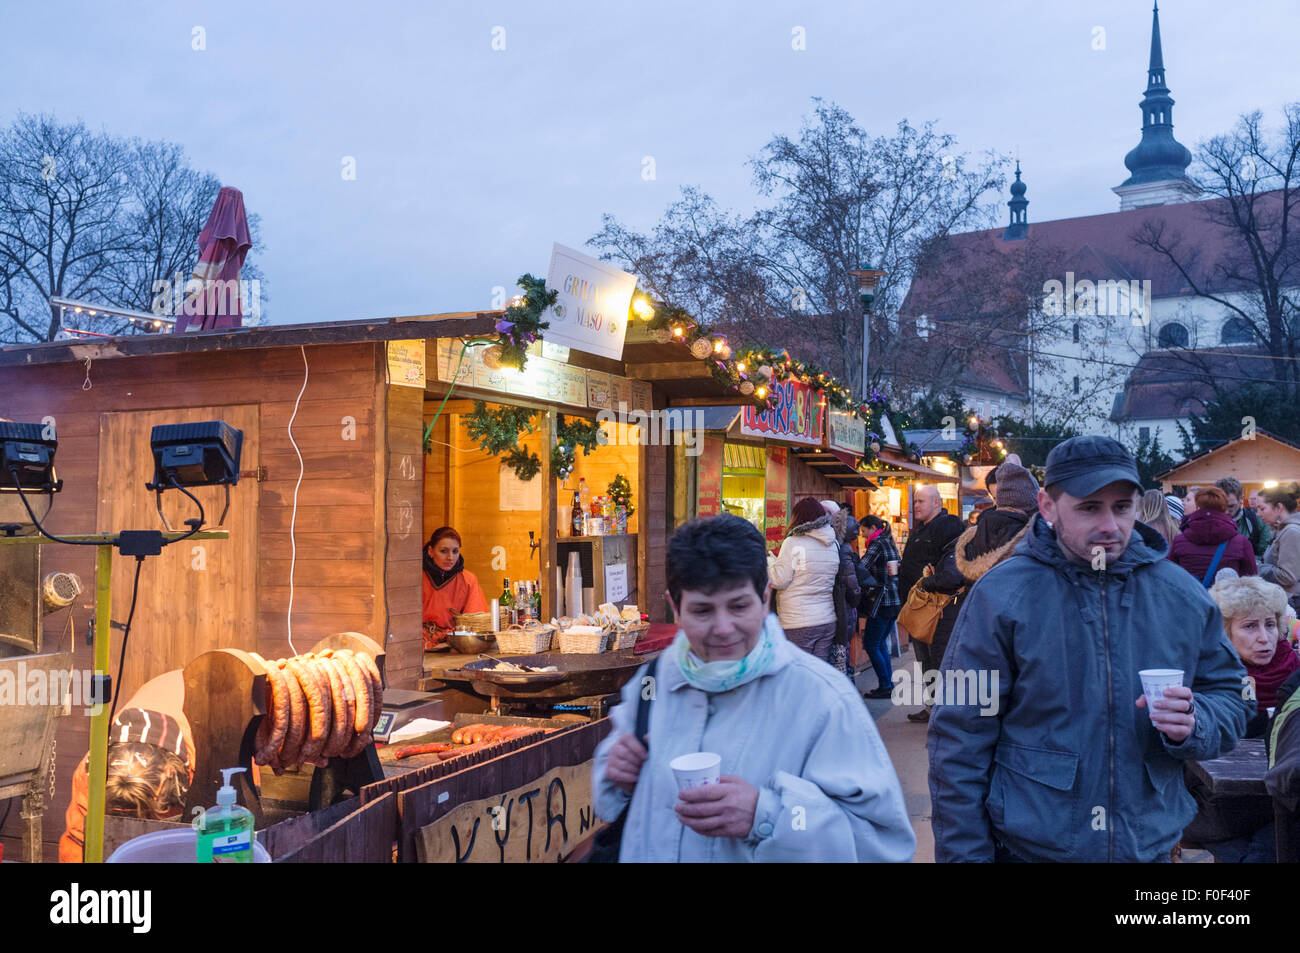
[1169,486,1257,583]
[1257,482,1300,607]
[858,515,902,699]
[769,497,841,659]
[929,436,1252,863]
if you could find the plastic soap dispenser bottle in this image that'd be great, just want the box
[195,767,255,863]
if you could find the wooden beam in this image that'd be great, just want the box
[624,362,713,381]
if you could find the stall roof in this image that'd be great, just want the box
[788,446,877,488]
[1,313,766,409]
[858,449,961,483]
[1154,429,1300,483]
[0,311,499,367]
[905,428,966,454]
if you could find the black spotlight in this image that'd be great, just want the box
[146,421,243,530]
[0,421,61,493]
[148,421,243,489]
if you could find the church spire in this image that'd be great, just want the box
[1113,2,1200,209]
[1004,159,1028,241]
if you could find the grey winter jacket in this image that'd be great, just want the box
[928,515,1252,862]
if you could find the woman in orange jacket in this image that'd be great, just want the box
[422,526,488,649]
[59,669,196,863]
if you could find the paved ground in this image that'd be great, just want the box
[855,643,1210,863]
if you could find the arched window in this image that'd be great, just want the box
[1221,318,1254,345]
[1157,322,1188,348]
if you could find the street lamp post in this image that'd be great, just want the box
[849,268,887,394]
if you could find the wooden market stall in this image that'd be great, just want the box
[0,313,755,860]
[1156,429,1300,497]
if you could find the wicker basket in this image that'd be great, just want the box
[451,611,493,635]
[557,630,607,654]
[495,626,554,655]
[608,625,646,651]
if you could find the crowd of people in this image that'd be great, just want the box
[594,436,1300,863]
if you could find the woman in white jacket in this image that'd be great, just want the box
[768,496,841,659]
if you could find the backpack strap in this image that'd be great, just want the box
[635,654,660,740]
[1201,541,1229,587]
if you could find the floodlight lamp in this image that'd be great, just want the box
[146,421,243,530]
[0,421,61,494]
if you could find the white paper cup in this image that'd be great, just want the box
[670,752,721,791]
[1139,669,1185,707]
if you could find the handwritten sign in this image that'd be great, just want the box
[605,563,628,603]
[417,761,598,863]
[544,243,637,360]
[387,340,426,388]
[741,378,824,446]
[827,410,866,456]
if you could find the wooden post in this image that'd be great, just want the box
[541,410,558,621]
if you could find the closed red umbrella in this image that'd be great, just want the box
[175,186,252,333]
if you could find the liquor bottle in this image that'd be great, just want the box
[531,580,542,620]
[517,581,531,622]
[500,579,513,626]
[578,478,591,519]
[571,487,584,536]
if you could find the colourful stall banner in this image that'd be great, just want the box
[740,378,824,446]
[697,435,724,518]
[764,446,789,550]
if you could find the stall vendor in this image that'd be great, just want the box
[422,526,488,649]
[60,670,196,863]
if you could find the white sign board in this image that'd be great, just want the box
[828,410,866,456]
[605,563,628,603]
[544,243,637,360]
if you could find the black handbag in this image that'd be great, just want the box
[586,655,659,863]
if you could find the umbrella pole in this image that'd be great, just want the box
[84,545,113,863]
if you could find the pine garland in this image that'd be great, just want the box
[551,415,603,480]
[494,274,557,371]
[463,401,541,481]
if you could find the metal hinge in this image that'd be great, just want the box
[239,466,268,483]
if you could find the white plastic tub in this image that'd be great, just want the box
[105,827,271,863]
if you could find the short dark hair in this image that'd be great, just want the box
[860,513,888,532]
[667,514,768,604]
[1215,476,1243,499]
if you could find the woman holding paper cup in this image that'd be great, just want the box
[593,513,914,862]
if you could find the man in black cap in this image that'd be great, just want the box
[928,435,1252,862]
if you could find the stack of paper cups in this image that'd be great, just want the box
[566,551,583,620]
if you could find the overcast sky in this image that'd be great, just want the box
[4,0,1295,324]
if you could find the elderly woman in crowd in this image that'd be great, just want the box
[767,496,841,660]
[1209,574,1300,736]
[593,514,915,862]
[1182,574,1300,862]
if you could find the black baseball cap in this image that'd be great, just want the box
[1043,435,1142,498]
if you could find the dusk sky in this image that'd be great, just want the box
[5,0,1296,324]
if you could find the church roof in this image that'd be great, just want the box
[901,190,1285,317]
[1108,347,1274,421]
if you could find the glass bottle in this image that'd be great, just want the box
[571,488,584,536]
[500,578,513,626]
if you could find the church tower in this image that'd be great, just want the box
[1112,2,1201,210]
[1004,159,1029,240]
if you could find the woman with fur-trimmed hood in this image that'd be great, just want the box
[915,461,1040,672]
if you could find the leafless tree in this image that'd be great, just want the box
[0,114,266,343]
[589,100,1005,396]
[1132,104,1300,400]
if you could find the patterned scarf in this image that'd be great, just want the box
[674,613,779,693]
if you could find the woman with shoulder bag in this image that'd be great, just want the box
[859,514,901,700]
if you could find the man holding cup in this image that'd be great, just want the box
[593,514,914,862]
[928,436,1253,862]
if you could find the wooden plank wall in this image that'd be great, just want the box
[788,453,852,508]
[0,341,385,861]
[382,373,425,688]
